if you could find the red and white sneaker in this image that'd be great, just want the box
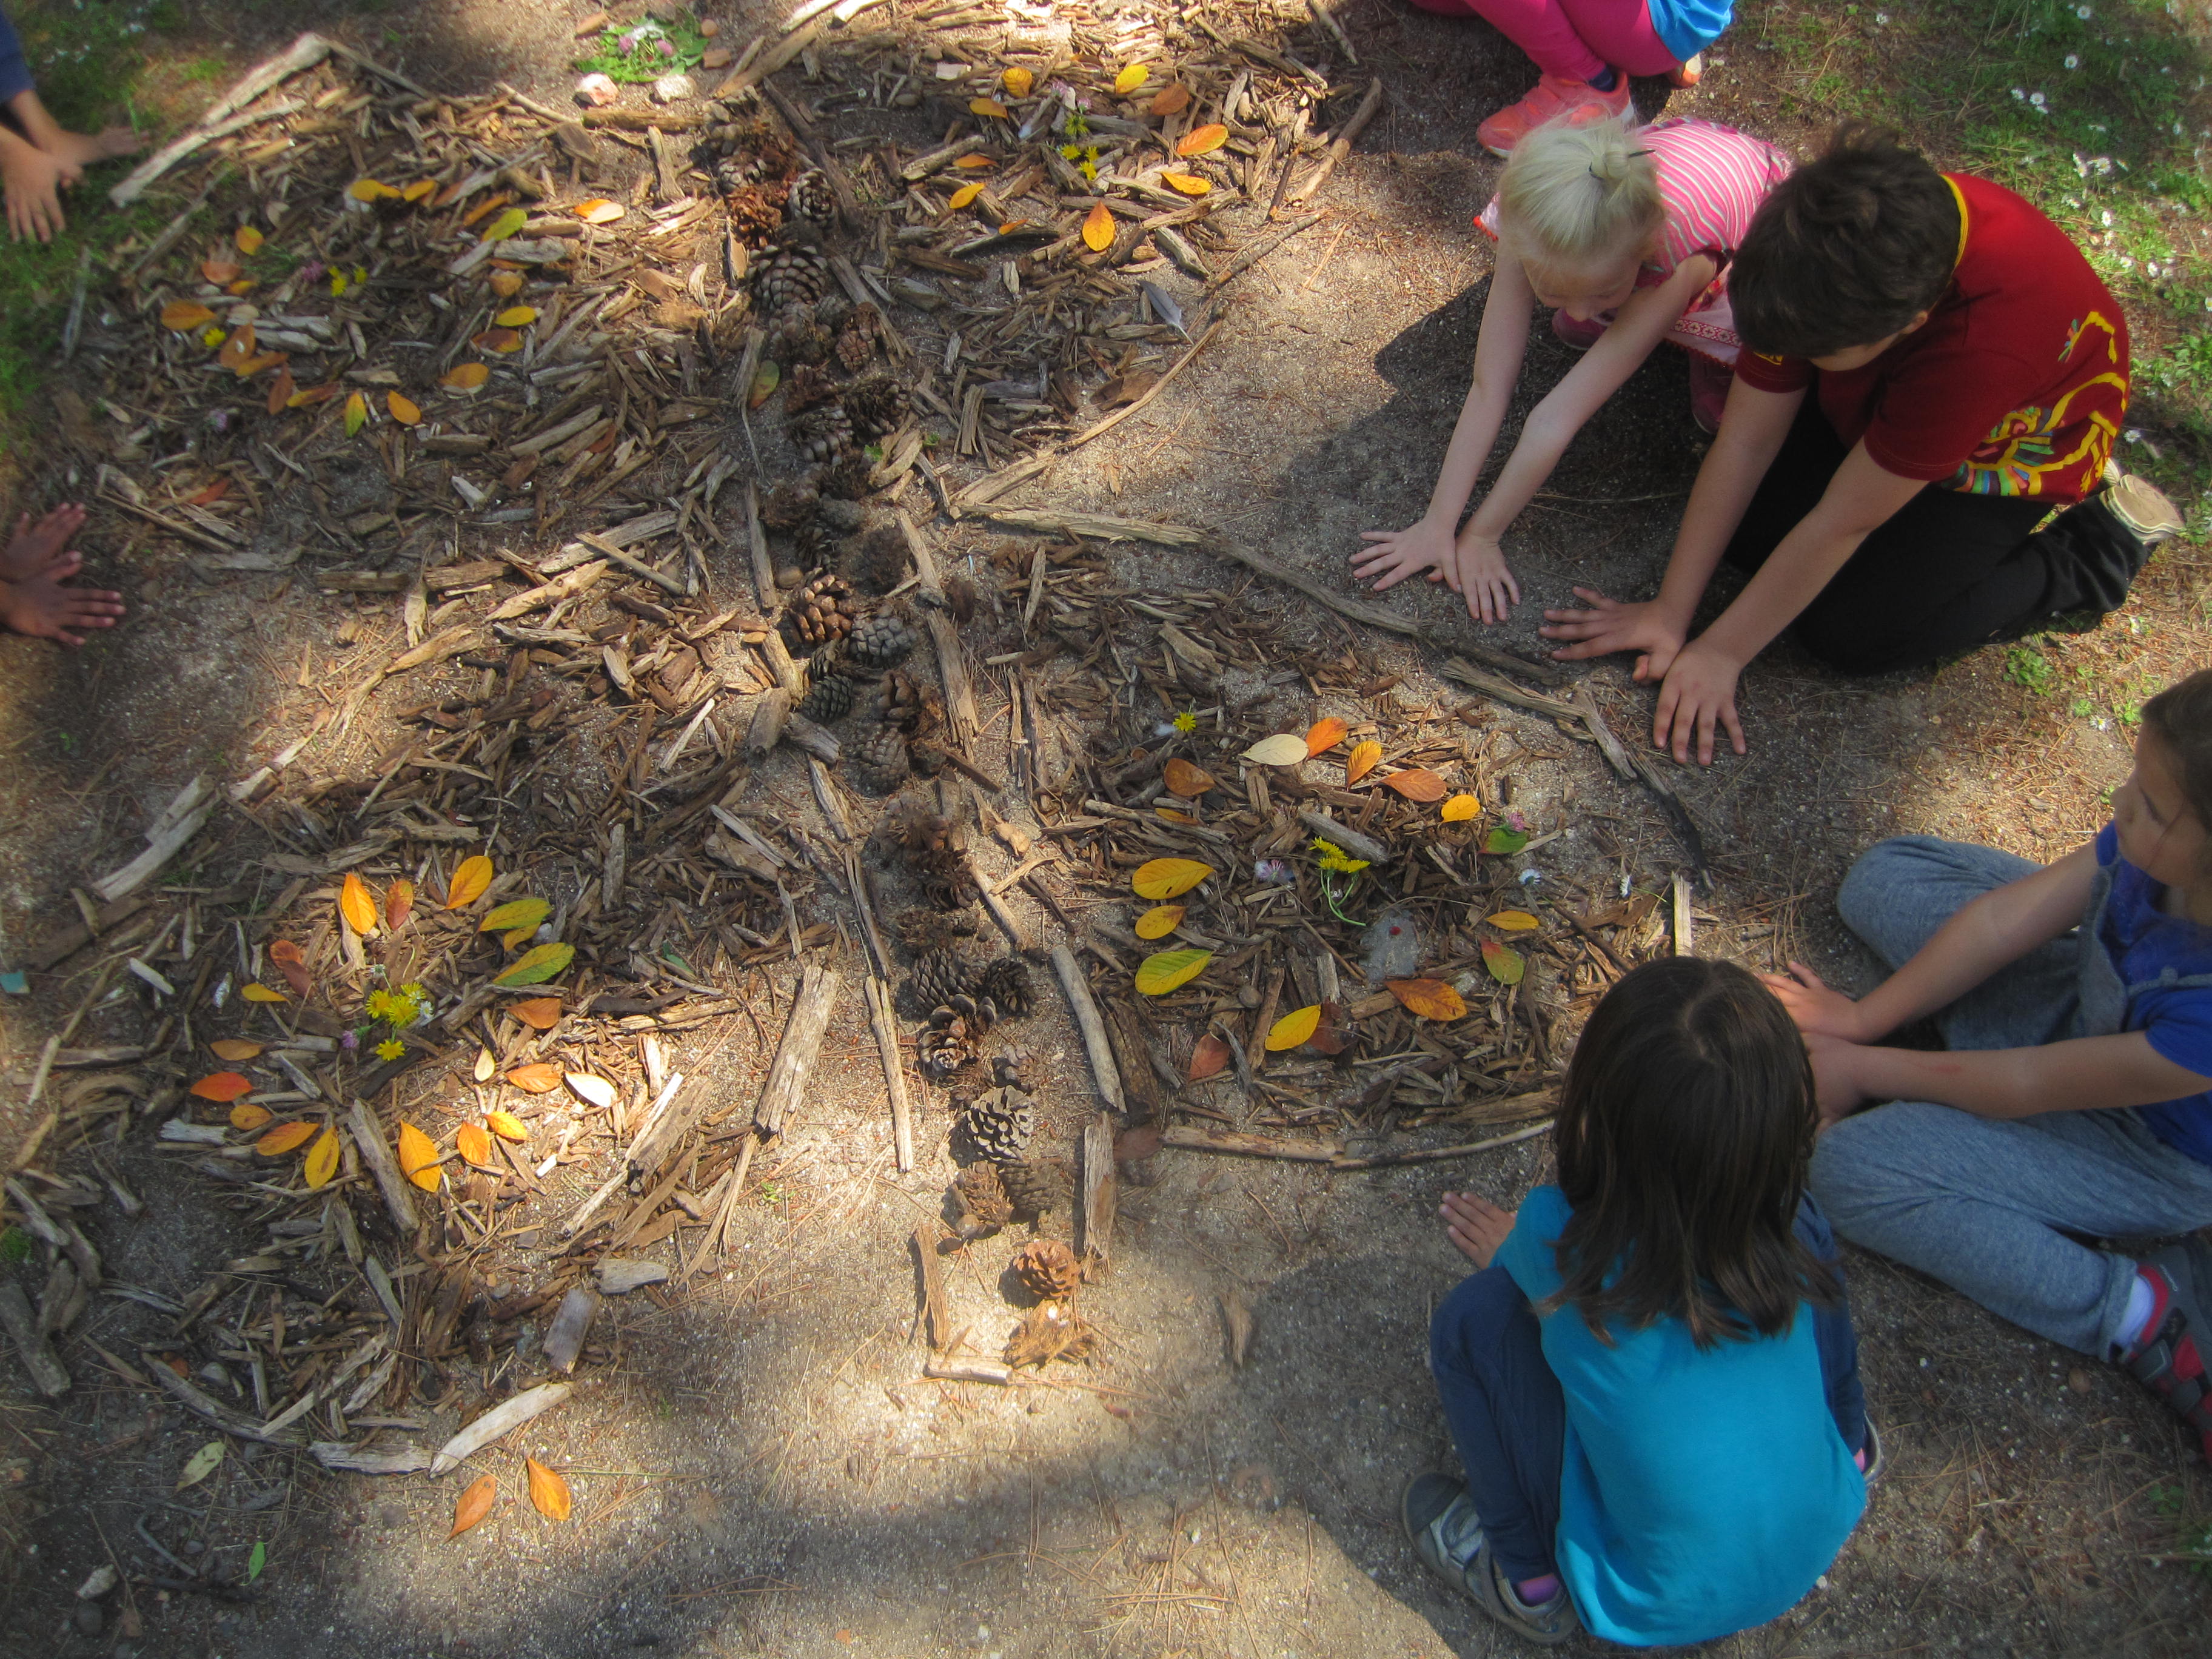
[1476,73,1634,158]
[1667,54,1703,89]
[2120,1240,2212,1463]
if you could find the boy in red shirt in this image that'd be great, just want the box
[1540,123,2179,764]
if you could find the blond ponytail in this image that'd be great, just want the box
[1496,116,1664,272]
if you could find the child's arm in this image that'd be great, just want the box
[1769,843,2100,1043]
[1810,1028,2210,1125]
[1352,254,1536,603]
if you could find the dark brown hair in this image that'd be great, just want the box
[2142,667,2212,863]
[1731,122,1960,360]
[1546,957,1837,1349]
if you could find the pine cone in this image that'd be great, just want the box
[845,524,908,594]
[850,720,911,795]
[778,572,856,652]
[774,315,835,367]
[818,452,874,500]
[783,360,842,414]
[997,1159,1065,1219]
[918,1010,982,1082]
[793,402,857,464]
[990,1053,1030,1093]
[786,167,837,227]
[722,182,786,246]
[835,303,885,372]
[871,670,938,736]
[813,292,854,330]
[897,813,979,910]
[960,1082,1036,1158]
[894,907,979,953]
[844,611,917,672]
[975,957,1035,1021]
[796,675,856,722]
[953,1161,1013,1233]
[1011,1238,1082,1299]
[842,374,910,442]
[754,241,830,315]
[910,948,973,1014]
[759,477,818,530]
[786,518,834,572]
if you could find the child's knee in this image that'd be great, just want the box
[1430,1265,1528,1369]
[1836,836,1950,937]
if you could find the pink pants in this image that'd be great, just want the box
[1410,0,1679,83]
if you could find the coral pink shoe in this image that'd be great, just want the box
[1667,54,1703,89]
[1476,73,1634,158]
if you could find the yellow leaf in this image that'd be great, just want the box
[1266,1005,1322,1051]
[1387,978,1469,1020]
[1176,123,1228,157]
[1241,733,1310,766]
[1440,793,1480,822]
[1482,939,1527,986]
[1131,857,1213,900]
[1344,740,1382,784]
[161,300,216,332]
[1160,171,1211,196]
[1383,768,1450,802]
[486,1110,529,1143]
[343,391,369,437]
[229,1102,272,1131]
[970,98,1010,119]
[953,155,996,169]
[1305,717,1349,756]
[1114,64,1150,94]
[1150,84,1193,116]
[451,1473,497,1537]
[398,1122,443,1191]
[190,1071,253,1102]
[1134,903,1185,940]
[402,179,437,204]
[456,1122,494,1167]
[1162,757,1216,797]
[288,381,341,409]
[235,225,264,255]
[494,305,538,327]
[483,206,529,242]
[1002,67,1033,97]
[339,871,378,935]
[347,178,397,202]
[386,391,422,426]
[241,982,289,1003]
[481,897,550,935]
[511,996,563,1030]
[303,1127,341,1189]
[1135,948,1212,996]
[256,1121,317,1156]
[526,1456,572,1521]
[1081,203,1116,252]
[1156,806,1199,825]
[507,1062,562,1094]
[446,855,494,908]
[494,942,574,987]
[211,1039,263,1062]
[441,361,491,392]
[947,181,985,210]
[472,327,524,355]
[574,198,625,224]
[1487,910,1541,932]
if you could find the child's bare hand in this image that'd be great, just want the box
[2,142,70,243]
[1761,962,1872,1043]
[1439,1191,1517,1269]
[1353,518,1461,594]
[1653,640,1747,765]
[1803,1033,1873,1128]
[1453,533,1520,624]
[1538,588,1686,679]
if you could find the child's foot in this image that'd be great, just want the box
[1476,73,1634,158]
[2099,472,2184,549]
[1400,1473,1578,1646]
[2116,1239,2212,1463]
[1,504,88,580]
[46,126,142,168]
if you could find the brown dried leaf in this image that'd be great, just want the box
[1386,978,1467,1021]
[450,1473,497,1537]
[1382,768,1449,802]
[511,997,563,1030]
[507,1062,562,1093]
[1162,757,1216,797]
[1187,1031,1232,1081]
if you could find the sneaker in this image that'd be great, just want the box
[1688,354,1732,434]
[1667,54,1704,89]
[2100,472,2184,549]
[2119,1238,2212,1463]
[1858,1413,1888,1485]
[1550,308,1609,351]
[1476,73,1635,158]
[1400,1473,1580,1646]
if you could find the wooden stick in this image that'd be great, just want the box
[1066,317,1228,451]
[983,508,1204,548]
[1159,1125,1341,1162]
[756,963,842,1137]
[1209,210,1322,290]
[1329,1120,1554,1170]
[1078,1113,1117,1265]
[711,13,831,99]
[865,977,915,1172]
[1295,810,1392,868]
[743,688,791,759]
[1050,945,1127,1116]
[1672,873,1695,957]
[0,1282,69,1396]
[1287,78,1384,204]
[912,1223,948,1349]
[1569,685,1710,885]
[895,511,980,745]
[346,1098,418,1236]
[110,30,332,205]
[745,483,777,612]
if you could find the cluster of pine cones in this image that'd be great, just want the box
[776,579,934,796]
[916,957,1035,1083]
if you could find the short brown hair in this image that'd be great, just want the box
[2142,668,2212,865]
[1731,122,1960,359]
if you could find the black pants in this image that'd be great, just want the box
[1723,398,2147,674]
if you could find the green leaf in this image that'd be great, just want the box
[1134,948,1212,996]
[0,1225,28,1263]
[1481,939,1526,986]
[494,942,575,987]
[483,206,529,243]
[1482,826,1530,856]
[247,1541,267,1582]
[481,897,551,935]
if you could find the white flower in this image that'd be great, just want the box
[2076,4,2092,16]
[2029,90,2046,107]
[2125,428,2142,443]
[2011,86,2026,99]
[2065,54,2080,70]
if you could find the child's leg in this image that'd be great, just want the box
[1809,1101,2212,1355]
[1795,1197,1868,1458]
[1556,0,1692,77]
[0,10,33,111]
[1428,1265,1566,1583]
[1834,836,2082,1052]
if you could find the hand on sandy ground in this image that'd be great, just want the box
[46,126,142,167]
[1652,638,1746,765]
[2,139,73,241]
[1451,532,1520,624]
[1761,962,1874,1044]
[1,504,88,581]
[1439,1190,1517,1270]
[1353,517,1461,594]
[1539,588,1685,680]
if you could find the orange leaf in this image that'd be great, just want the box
[229,1102,272,1130]
[1265,1005,1321,1051]
[486,1109,529,1143]
[402,179,437,204]
[235,351,287,376]
[1134,903,1184,940]
[189,1071,253,1102]
[489,270,526,298]
[1149,84,1191,116]
[1156,806,1199,825]
[255,1121,317,1156]
[947,181,985,211]
[1081,203,1116,253]
[1160,172,1212,196]
[1345,740,1382,784]
[472,328,523,354]
[456,1123,494,1168]
[160,300,216,332]
[235,225,264,255]
[398,1122,442,1191]
[1487,910,1541,932]
[1305,717,1348,756]
[303,1127,341,1189]
[339,872,378,935]
[240,982,289,1003]
[450,1473,497,1537]
[385,879,416,931]
[953,155,995,169]
[216,324,256,374]
[267,367,295,414]
[1382,768,1449,802]
[1175,123,1228,157]
[201,259,241,286]
[507,1062,562,1094]
[441,362,491,392]
[386,392,422,426]
[1002,67,1033,97]
[461,190,514,227]
[1162,757,1216,797]
[446,855,494,908]
[210,1039,262,1061]
[970,97,1010,118]
[574,198,625,224]
[1187,1032,1233,1081]
[1440,793,1480,822]
[526,1456,572,1521]
[287,381,342,407]
[267,936,312,997]
[1386,978,1468,1021]
[268,939,304,966]
[511,997,563,1031]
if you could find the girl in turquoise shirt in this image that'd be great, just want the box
[1405,958,1872,1646]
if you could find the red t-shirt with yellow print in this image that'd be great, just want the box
[1732,173,2128,504]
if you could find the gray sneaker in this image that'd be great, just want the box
[2100,472,2185,549]
[1400,1472,1579,1646]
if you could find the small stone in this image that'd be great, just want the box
[776,565,805,589]
[700,16,722,35]
[702,47,732,69]
[73,1602,102,1637]
[651,72,697,105]
[576,73,619,107]
[76,1565,117,1600]
[182,1538,204,1556]
[2068,1367,2094,1394]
